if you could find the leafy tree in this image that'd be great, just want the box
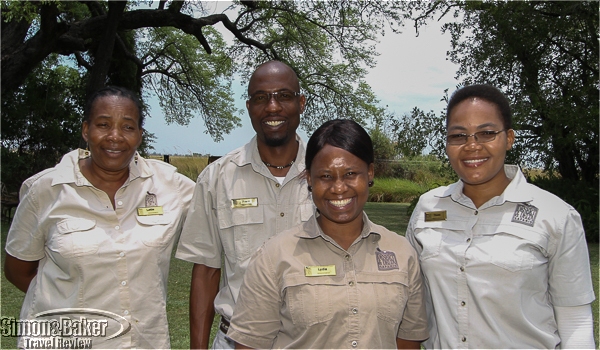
[1,0,414,190]
[2,0,413,136]
[393,106,444,159]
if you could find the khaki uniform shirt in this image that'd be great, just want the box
[406,165,595,349]
[6,150,195,349]
[227,212,429,349]
[175,135,313,319]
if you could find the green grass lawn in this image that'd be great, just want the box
[1,204,598,349]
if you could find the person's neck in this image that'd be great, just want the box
[463,174,511,209]
[317,216,363,251]
[79,158,130,207]
[257,138,299,177]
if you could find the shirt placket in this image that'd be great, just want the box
[113,191,133,348]
[456,209,478,348]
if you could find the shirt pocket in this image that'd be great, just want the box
[217,206,264,262]
[485,225,548,272]
[413,220,463,260]
[357,271,409,325]
[50,218,102,258]
[136,213,175,247]
[282,273,344,327]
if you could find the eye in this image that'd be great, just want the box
[479,130,497,136]
[447,133,466,139]
[252,93,268,102]
[279,92,293,100]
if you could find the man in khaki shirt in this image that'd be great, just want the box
[176,61,313,349]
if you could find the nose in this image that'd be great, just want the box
[264,95,283,112]
[331,178,347,193]
[464,136,483,150]
[106,127,124,142]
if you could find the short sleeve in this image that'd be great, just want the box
[5,183,45,261]
[396,246,429,341]
[175,168,223,267]
[548,208,595,306]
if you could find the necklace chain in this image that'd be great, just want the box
[263,160,295,170]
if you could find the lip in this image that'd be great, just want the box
[326,197,355,209]
[462,157,488,167]
[262,117,286,127]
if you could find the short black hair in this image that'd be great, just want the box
[306,119,374,171]
[446,84,512,130]
[83,86,144,127]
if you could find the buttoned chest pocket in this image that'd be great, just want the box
[358,272,409,325]
[415,221,465,261]
[49,219,103,258]
[217,206,264,262]
[483,227,547,272]
[136,213,175,247]
[282,274,343,327]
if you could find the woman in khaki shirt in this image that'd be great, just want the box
[4,86,194,349]
[227,119,428,349]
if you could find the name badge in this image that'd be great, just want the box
[304,265,336,277]
[137,206,164,216]
[231,198,258,209]
[425,210,447,221]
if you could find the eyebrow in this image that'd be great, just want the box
[447,122,500,132]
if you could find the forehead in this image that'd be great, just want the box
[447,98,503,127]
[312,144,365,168]
[90,95,139,117]
[248,64,299,93]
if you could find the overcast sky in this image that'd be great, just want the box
[144,3,460,156]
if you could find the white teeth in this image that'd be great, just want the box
[329,198,352,207]
[265,120,284,126]
[106,150,122,153]
[464,158,487,164]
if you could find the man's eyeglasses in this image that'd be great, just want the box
[247,90,301,105]
[446,130,506,145]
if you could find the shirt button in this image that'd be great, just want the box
[119,252,125,257]
[474,210,478,215]
[460,266,465,272]
[123,310,129,315]
[345,255,350,261]
[280,212,284,217]
[121,281,127,286]
[461,301,466,306]
[115,225,120,230]
[117,200,123,206]
[275,183,280,188]
[351,341,358,347]
[351,308,358,314]
[466,238,471,243]
[348,281,354,286]
[462,336,467,342]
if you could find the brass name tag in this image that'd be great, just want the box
[137,206,164,216]
[425,210,447,221]
[231,198,258,208]
[305,265,336,277]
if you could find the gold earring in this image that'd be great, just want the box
[134,153,138,165]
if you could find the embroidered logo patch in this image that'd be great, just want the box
[511,203,538,227]
[376,248,399,271]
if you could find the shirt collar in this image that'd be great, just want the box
[232,134,307,180]
[437,164,533,205]
[52,149,152,187]
[297,210,381,243]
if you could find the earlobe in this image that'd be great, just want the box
[506,129,515,150]
[81,122,89,142]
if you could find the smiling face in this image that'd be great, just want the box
[82,95,143,174]
[246,62,305,148]
[446,98,515,190]
[307,144,374,233]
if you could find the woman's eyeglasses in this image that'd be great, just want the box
[446,130,506,145]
